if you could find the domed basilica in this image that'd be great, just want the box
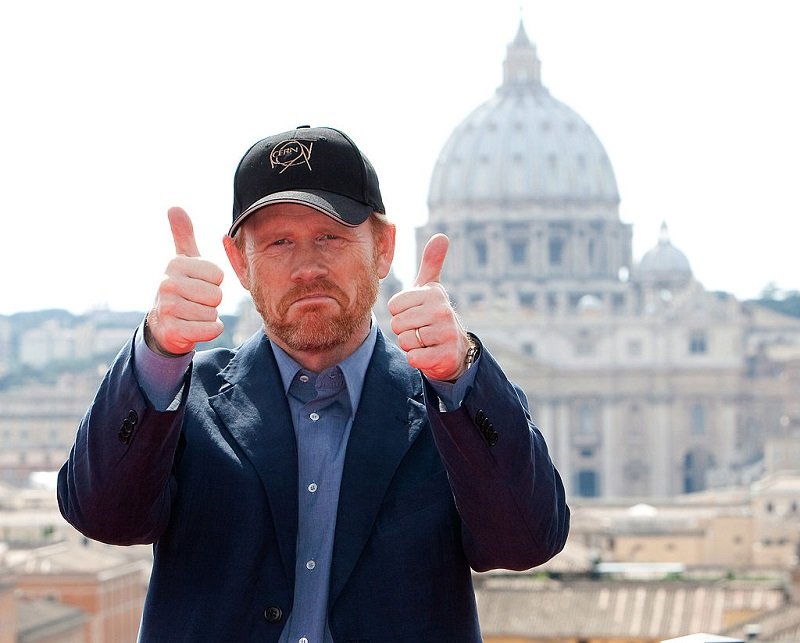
[414,23,800,500]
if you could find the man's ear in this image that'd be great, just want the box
[375,223,396,279]
[223,235,250,290]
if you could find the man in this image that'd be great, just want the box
[58,126,569,642]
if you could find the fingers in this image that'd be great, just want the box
[146,312,225,357]
[146,208,225,355]
[166,255,225,287]
[395,321,469,382]
[148,289,225,353]
[168,206,201,257]
[388,233,451,335]
[388,232,450,319]
[162,257,225,305]
[413,233,449,287]
[388,232,469,381]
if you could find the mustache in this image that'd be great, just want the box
[276,280,349,316]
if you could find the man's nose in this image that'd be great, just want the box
[290,242,329,282]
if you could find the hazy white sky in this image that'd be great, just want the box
[1,0,797,315]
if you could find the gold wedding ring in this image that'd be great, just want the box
[415,327,427,349]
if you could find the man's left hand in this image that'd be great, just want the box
[388,234,470,382]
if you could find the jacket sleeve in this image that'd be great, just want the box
[57,333,187,545]
[423,339,570,572]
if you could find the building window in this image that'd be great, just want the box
[683,448,713,493]
[578,404,595,434]
[474,240,488,266]
[510,240,527,265]
[691,404,706,435]
[577,470,599,497]
[627,339,642,357]
[519,292,536,308]
[549,238,564,266]
[689,330,707,354]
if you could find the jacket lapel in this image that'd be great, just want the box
[328,332,427,605]
[208,333,299,589]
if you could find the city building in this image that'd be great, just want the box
[475,573,788,642]
[15,596,85,643]
[566,471,800,570]
[417,22,800,500]
[6,542,149,643]
[0,374,102,480]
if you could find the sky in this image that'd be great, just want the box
[1,0,798,316]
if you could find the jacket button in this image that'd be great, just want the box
[118,418,133,444]
[264,606,283,622]
[127,410,138,426]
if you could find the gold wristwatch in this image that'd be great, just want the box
[465,333,480,369]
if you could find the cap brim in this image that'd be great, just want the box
[228,189,373,236]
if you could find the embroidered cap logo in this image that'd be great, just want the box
[269,139,313,174]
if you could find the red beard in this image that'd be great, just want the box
[250,274,380,353]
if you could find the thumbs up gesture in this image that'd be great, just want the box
[145,207,225,356]
[387,234,471,381]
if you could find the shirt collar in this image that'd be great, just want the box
[272,317,378,416]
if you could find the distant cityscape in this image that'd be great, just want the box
[2,302,800,641]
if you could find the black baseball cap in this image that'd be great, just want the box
[229,125,385,236]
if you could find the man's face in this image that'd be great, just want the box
[225,203,395,354]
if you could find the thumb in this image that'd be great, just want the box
[168,206,201,257]
[414,233,449,286]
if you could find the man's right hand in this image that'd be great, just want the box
[145,207,225,356]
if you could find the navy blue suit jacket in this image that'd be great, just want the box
[58,329,568,642]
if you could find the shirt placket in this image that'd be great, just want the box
[288,368,349,643]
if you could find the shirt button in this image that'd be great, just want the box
[299,375,309,383]
[308,483,317,493]
[306,560,315,570]
[299,638,309,643]
[309,412,320,422]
